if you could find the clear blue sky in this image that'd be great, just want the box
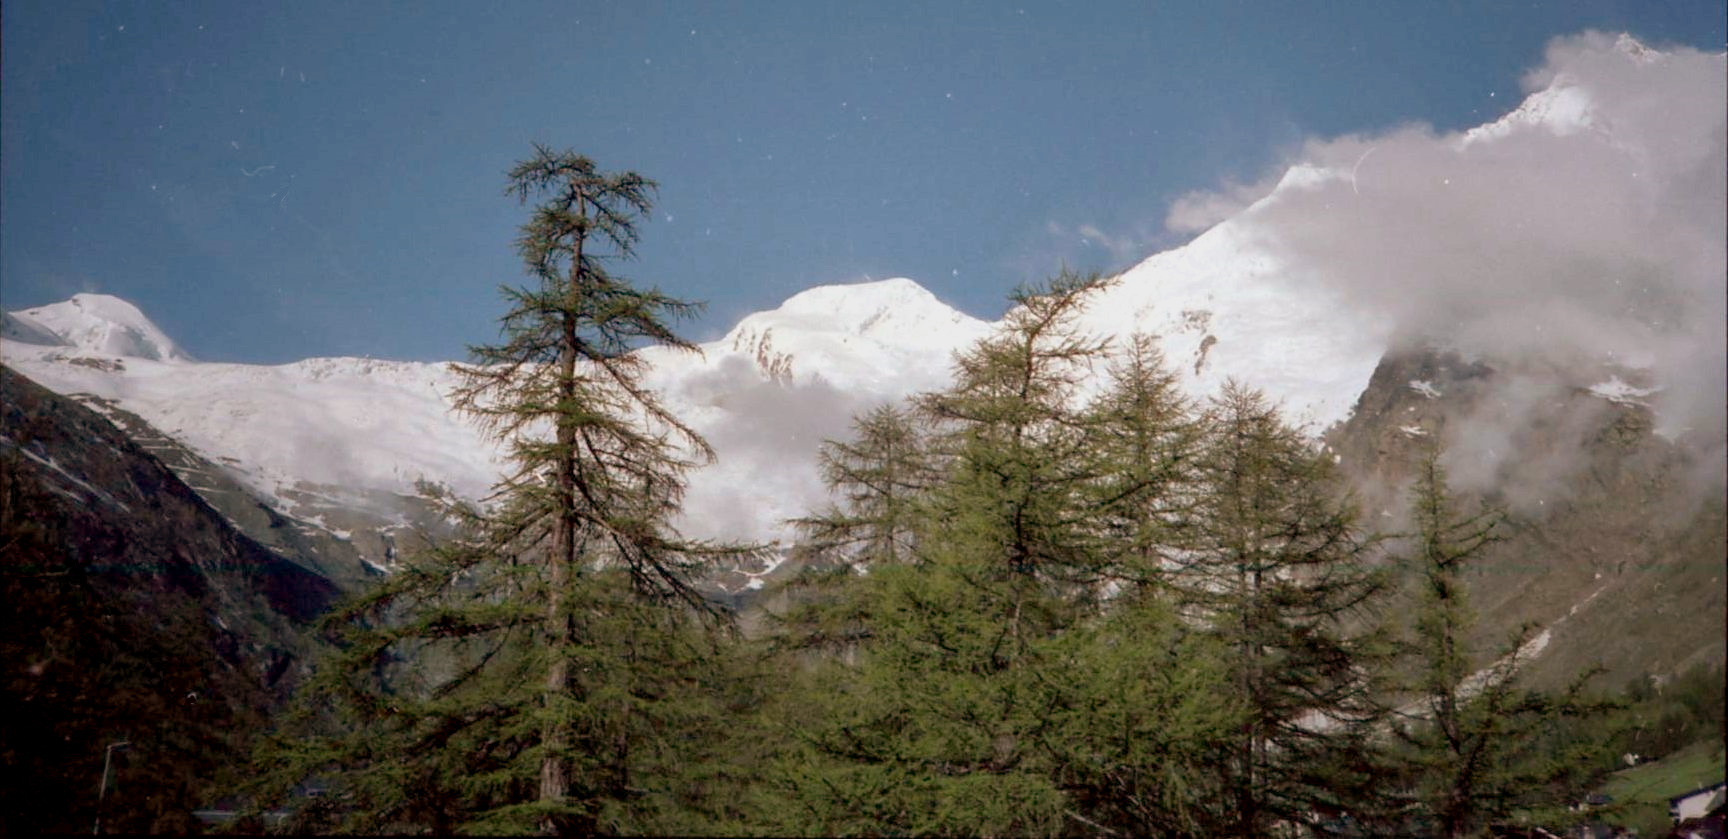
[3,1,1722,363]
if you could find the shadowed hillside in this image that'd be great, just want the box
[1324,346,1727,690]
[0,366,337,834]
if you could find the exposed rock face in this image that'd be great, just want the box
[1324,347,1727,689]
[0,365,337,833]
[65,392,382,590]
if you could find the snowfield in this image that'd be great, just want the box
[2,223,1379,545]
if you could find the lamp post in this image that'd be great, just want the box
[93,740,130,835]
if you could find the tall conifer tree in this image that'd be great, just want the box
[795,403,931,567]
[1083,334,1207,591]
[463,145,717,833]
[1391,447,1611,837]
[915,270,1114,585]
[253,147,733,835]
[771,274,1241,837]
[1181,383,1389,835]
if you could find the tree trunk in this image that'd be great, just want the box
[540,197,586,834]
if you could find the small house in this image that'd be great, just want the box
[1670,781,1726,824]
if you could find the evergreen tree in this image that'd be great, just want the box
[769,273,1109,835]
[1391,448,1613,837]
[914,270,1115,586]
[769,274,1242,836]
[1049,587,1243,838]
[253,146,740,834]
[1082,334,1207,591]
[775,404,932,666]
[795,403,932,567]
[1179,382,1390,835]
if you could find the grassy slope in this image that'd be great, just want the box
[1596,741,1727,836]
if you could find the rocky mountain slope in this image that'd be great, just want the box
[0,366,337,833]
[1324,346,1726,689]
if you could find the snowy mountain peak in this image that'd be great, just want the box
[8,293,193,363]
[716,279,991,387]
[777,276,932,309]
[736,277,980,345]
[1612,33,1659,64]
[1458,32,1671,149]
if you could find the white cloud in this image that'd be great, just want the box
[1163,175,1281,234]
[1169,32,1725,452]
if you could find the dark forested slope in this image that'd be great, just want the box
[1,365,337,834]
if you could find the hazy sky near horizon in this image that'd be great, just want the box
[3,1,1723,364]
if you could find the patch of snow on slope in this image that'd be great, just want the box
[1454,582,1610,702]
[1588,376,1661,406]
[1409,380,1441,399]
[0,436,132,512]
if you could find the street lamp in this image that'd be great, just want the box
[93,740,130,835]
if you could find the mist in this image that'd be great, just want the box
[663,355,882,546]
[1169,33,1725,490]
[671,33,1727,544]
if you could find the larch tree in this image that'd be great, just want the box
[1180,382,1391,835]
[771,273,1117,835]
[1391,447,1612,837]
[773,403,932,665]
[914,270,1115,586]
[770,273,1242,837]
[1082,333,1207,592]
[252,146,740,835]
[462,145,718,834]
[794,403,932,568]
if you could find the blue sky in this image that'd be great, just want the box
[3,1,1723,363]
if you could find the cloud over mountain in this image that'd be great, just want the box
[1170,33,1725,450]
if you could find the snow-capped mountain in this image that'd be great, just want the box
[6,293,194,362]
[640,278,994,543]
[0,280,994,547]
[1067,187,1390,432]
[678,276,993,392]
[1459,33,1657,148]
[0,313,498,517]
[0,260,1395,547]
[2,34,1717,551]
[1,245,1375,547]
